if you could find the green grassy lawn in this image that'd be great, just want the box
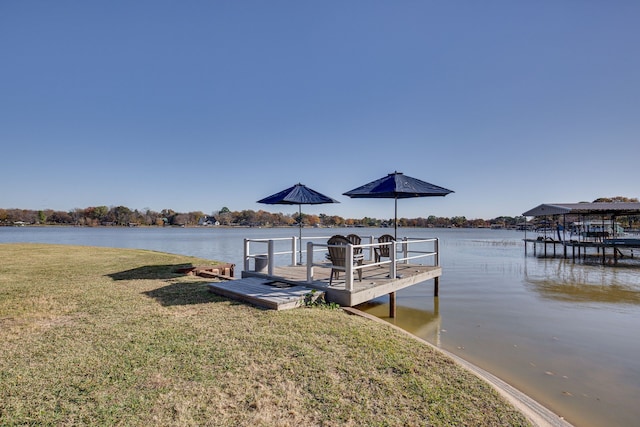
[0,243,531,426]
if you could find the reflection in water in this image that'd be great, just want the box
[357,298,441,346]
[362,231,640,427]
[524,258,640,304]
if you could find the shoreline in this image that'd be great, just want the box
[0,243,537,426]
[342,307,574,427]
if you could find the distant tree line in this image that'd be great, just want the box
[0,205,524,229]
[2,197,635,229]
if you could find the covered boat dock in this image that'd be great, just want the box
[522,202,640,264]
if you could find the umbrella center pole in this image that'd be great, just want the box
[394,197,398,240]
[298,205,303,265]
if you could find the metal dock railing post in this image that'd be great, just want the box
[345,244,354,291]
[368,235,375,262]
[434,238,440,297]
[291,237,297,266]
[268,239,275,276]
[244,238,250,271]
[402,237,408,264]
[389,241,397,279]
[306,242,314,284]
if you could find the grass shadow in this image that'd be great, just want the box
[143,281,241,306]
[108,263,243,306]
[107,264,196,281]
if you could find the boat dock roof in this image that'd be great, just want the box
[523,202,640,217]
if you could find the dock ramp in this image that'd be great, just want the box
[207,277,320,310]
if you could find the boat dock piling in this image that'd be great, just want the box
[524,237,638,265]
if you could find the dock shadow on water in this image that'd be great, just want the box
[357,299,442,345]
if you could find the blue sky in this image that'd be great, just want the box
[2,1,639,220]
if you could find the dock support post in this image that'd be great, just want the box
[434,277,439,297]
[389,292,396,318]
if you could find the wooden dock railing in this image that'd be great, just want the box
[306,237,440,291]
[244,234,439,290]
[244,235,378,272]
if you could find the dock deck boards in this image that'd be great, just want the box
[207,277,317,310]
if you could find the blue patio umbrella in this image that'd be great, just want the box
[343,172,453,239]
[258,183,339,264]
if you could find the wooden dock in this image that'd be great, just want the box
[241,261,441,307]
[209,234,443,313]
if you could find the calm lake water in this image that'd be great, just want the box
[2,226,639,427]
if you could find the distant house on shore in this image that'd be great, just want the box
[198,216,220,226]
